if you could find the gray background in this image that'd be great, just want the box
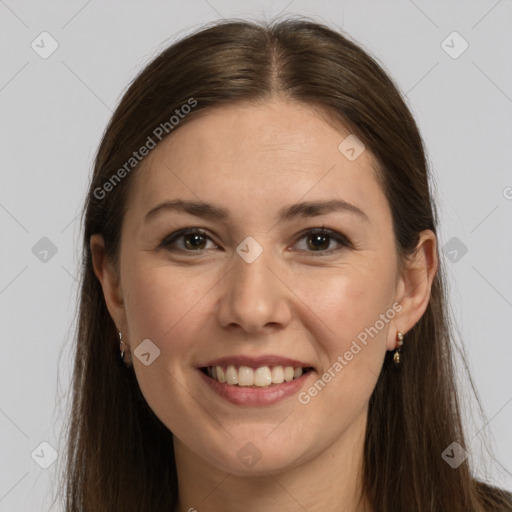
[1,0,511,510]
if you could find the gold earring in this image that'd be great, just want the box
[393,331,404,365]
[119,331,128,366]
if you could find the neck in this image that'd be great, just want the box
[173,408,373,512]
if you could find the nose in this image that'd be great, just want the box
[216,244,292,335]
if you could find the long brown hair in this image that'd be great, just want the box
[58,17,512,511]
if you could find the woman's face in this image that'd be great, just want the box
[95,98,432,476]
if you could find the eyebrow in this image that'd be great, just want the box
[145,198,370,224]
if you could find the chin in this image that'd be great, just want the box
[200,436,310,477]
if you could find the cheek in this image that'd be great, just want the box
[308,261,396,343]
[298,261,396,397]
[295,272,393,423]
[122,260,220,361]
[121,263,217,425]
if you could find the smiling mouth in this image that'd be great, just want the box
[200,364,314,388]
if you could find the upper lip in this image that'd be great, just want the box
[198,355,315,370]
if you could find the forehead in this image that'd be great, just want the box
[127,99,388,224]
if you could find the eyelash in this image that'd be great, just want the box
[159,226,352,256]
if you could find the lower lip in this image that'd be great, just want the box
[198,368,314,406]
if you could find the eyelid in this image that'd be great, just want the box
[158,227,218,251]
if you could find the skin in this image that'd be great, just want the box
[91,98,438,512]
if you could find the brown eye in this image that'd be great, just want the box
[160,228,217,252]
[307,232,331,251]
[183,233,207,250]
[294,228,350,254]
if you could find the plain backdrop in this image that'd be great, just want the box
[0,1,511,510]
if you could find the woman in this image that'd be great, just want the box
[61,17,512,511]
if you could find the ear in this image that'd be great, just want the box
[90,234,127,333]
[389,229,438,350]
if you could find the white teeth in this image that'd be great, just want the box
[284,367,294,382]
[207,364,307,387]
[225,365,238,385]
[254,366,272,387]
[216,366,226,383]
[271,366,284,384]
[238,366,254,386]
